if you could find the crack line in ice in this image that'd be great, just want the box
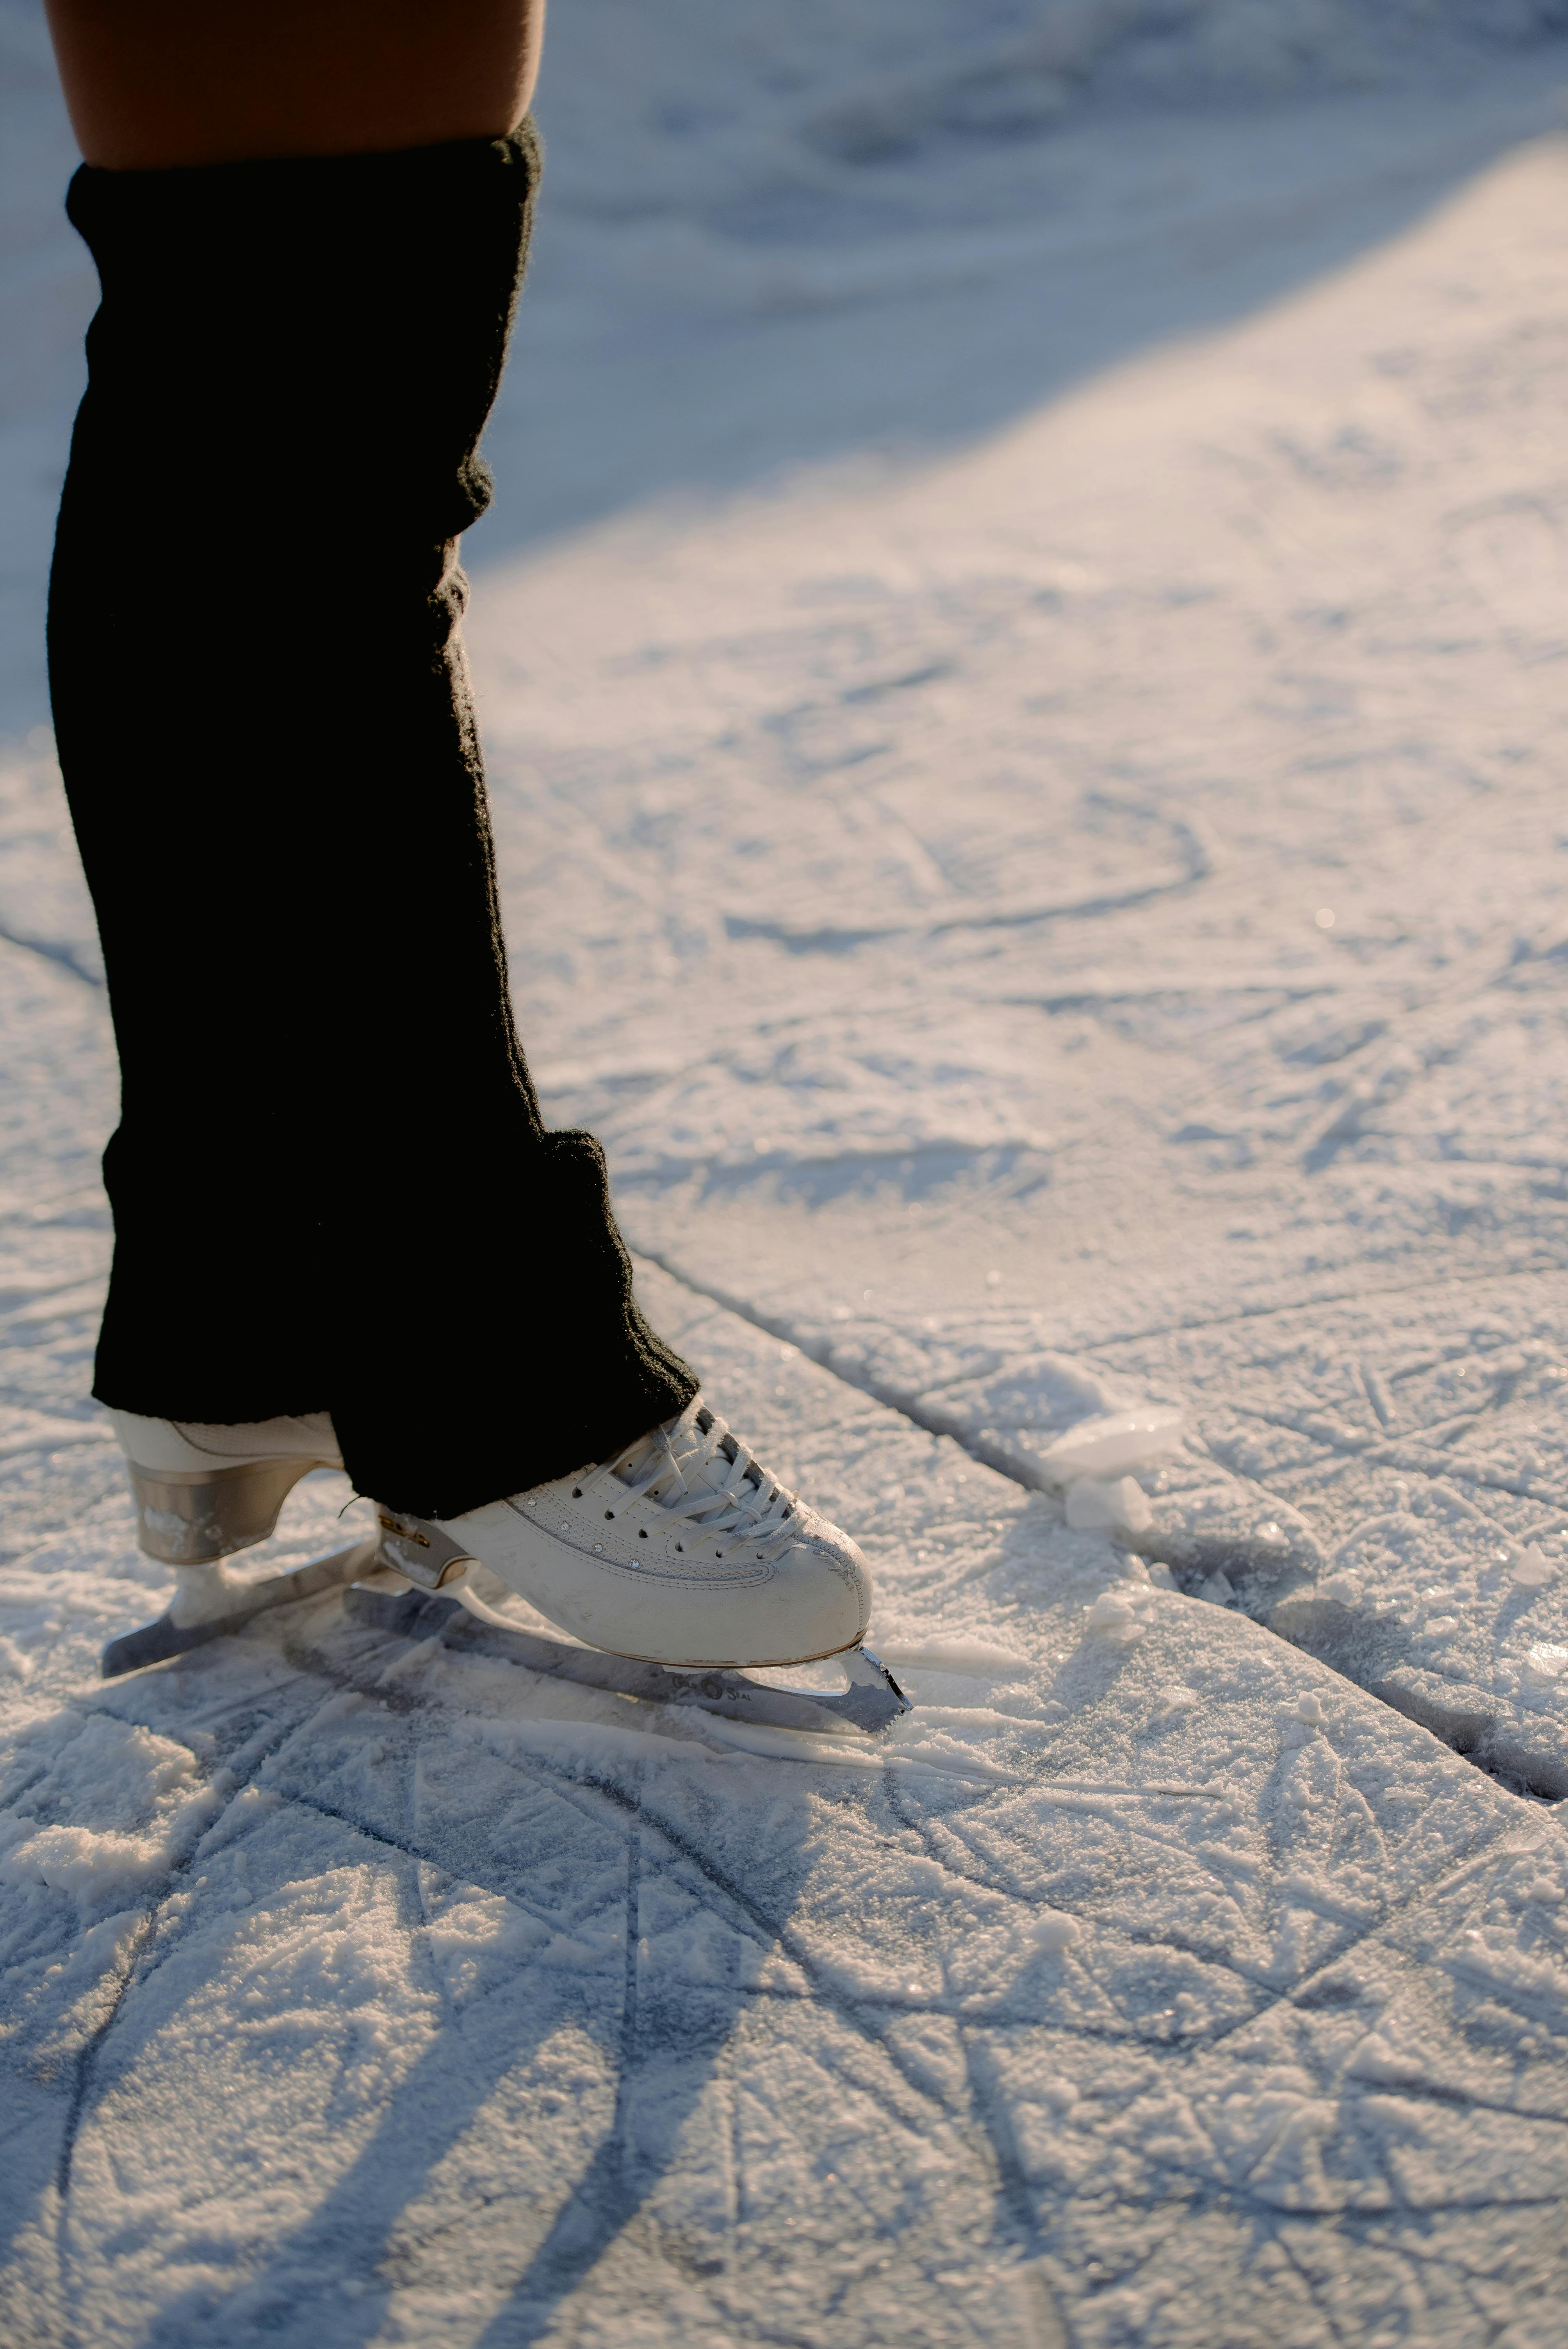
[628,1252,1568,1804]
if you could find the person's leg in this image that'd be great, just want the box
[46,4,884,1684]
[43,0,547,169]
[45,7,698,1520]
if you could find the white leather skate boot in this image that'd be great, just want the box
[103,1399,907,1732]
[101,1408,374,1676]
[374,1400,873,1670]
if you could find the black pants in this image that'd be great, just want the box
[48,126,695,1520]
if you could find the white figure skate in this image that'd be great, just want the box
[101,1401,911,1736]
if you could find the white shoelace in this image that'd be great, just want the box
[609,1405,802,1564]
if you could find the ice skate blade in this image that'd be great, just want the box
[100,1536,380,1679]
[344,1581,912,1736]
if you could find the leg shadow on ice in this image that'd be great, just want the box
[122,1708,879,2348]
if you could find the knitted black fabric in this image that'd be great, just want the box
[48,125,697,1518]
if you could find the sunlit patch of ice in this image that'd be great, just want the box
[0,1715,230,1903]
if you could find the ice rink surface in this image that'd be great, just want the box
[3,4,1568,2342]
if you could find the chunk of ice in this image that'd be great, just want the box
[1317,1570,1364,1608]
[1198,1570,1235,1606]
[1065,1474,1153,1533]
[1029,1909,1078,1953]
[1296,1691,1326,1726]
[1039,1407,1185,1486]
[1083,1590,1144,1643]
[1509,1543,1554,1588]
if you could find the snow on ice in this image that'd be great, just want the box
[4,0,1568,2341]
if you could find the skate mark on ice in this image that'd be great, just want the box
[1207,1401,1568,1516]
[135,1770,662,2343]
[217,1742,1000,2340]
[1188,1816,1543,2067]
[50,1680,340,2217]
[271,1625,1171,2307]
[53,1907,155,2203]
[725,861,1210,956]
[1043,1261,1568,1358]
[463,1831,649,2343]
[36,1576,1564,2330]
[0,919,103,991]
[946,2023,1074,2349]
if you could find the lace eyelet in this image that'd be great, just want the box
[604,1510,614,1519]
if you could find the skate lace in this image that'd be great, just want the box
[611,1405,802,1564]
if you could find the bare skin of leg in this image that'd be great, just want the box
[43,0,545,170]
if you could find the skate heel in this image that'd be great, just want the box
[127,1456,319,1565]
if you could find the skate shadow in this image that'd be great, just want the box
[120,1696,832,2349]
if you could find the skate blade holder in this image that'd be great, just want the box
[345,1572,913,1738]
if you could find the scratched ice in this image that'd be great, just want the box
[3,2,1568,2342]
